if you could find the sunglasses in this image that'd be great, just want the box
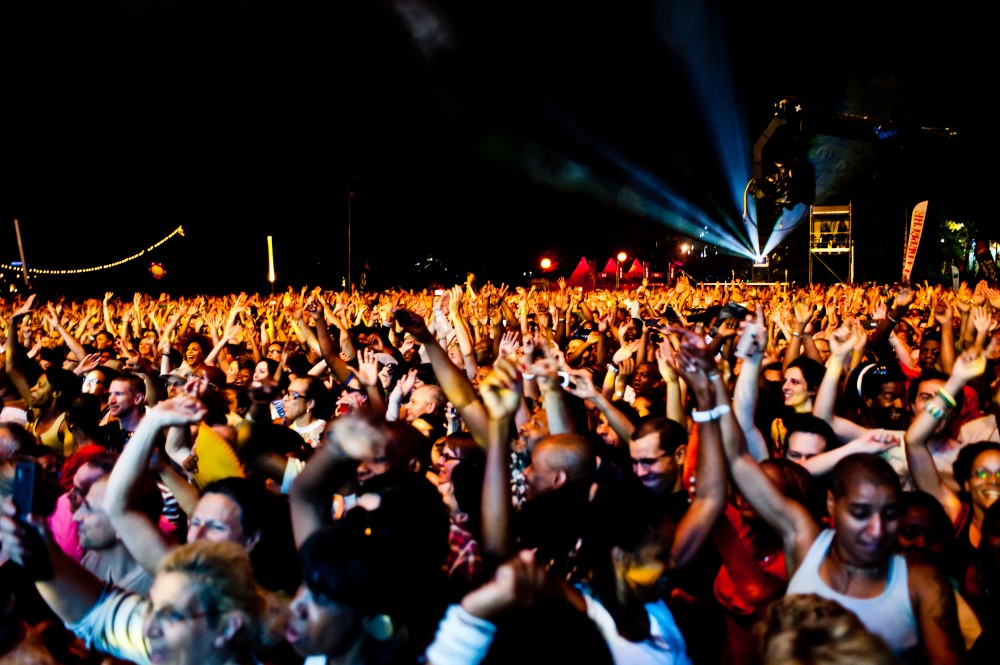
[287,390,310,400]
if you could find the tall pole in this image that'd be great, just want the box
[14,219,30,288]
[267,235,275,296]
[347,172,353,292]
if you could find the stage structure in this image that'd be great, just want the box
[808,203,852,284]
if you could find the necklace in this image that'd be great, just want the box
[828,546,888,592]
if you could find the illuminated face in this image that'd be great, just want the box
[107,379,141,420]
[334,381,367,417]
[73,477,117,550]
[93,331,114,350]
[283,379,313,422]
[143,572,220,665]
[786,431,827,464]
[596,411,623,448]
[472,365,491,392]
[912,378,949,434]
[866,381,908,429]
[187,493,246,546]
[918,340,942,370]
[516,408,549,454]
[629,432,680,495]
[236,368,252,386]
[782,367,812,411]
[631,363,659,397]
[405,386,437,423]
[285,585,360,658]
[253,361,271,382]
[139,337,157,357]
[429,443,456,485]
[185,341,205,367]
[524,442,563,500]
[828,478,901,568]
[68,462,107,513]
[29,374,55,409]
[965,450,1000,513]
[813,338,831,362]
[82,370,109,396]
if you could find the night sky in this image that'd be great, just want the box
[1,1,991,296]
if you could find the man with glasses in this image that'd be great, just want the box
[81,366,115,424]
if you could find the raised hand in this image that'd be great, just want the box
[498,330,520,359]
[356,347,380,387]
[655,335,679,382]
[563,367,598,400]
[479,356,523,421]
[149,393,210,428]
[12,294,36,318]
[952,347,986,383]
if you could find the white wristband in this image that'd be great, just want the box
[691,408,715,423]
[424,604,496,665]
[691,404,731,422]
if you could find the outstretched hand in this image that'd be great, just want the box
[480,356,523,421]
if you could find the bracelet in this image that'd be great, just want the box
[691,408,714,422]
[925,402,945,420]
[606,363,619,373]
[791,331,801,337]
[887,314,898,323]
[935,388,957,409]
[691,405,730,422]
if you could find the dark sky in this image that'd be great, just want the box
[1,1,990,296]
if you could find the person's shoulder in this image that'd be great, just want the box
[905,557,954,597]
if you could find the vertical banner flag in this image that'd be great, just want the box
[901,201,928,283]
[975,238,998,286]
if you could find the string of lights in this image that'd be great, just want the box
[0,226,184,276]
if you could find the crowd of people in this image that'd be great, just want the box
[0,273,999,665]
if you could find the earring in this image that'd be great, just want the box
[363,614,394,641]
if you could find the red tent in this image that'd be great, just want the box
[599,258,618,275]
[566,257,596,291]
[625,259,644,280]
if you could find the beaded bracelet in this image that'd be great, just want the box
[936,388,957,409]
[925,402,945,420]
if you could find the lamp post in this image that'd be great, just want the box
[616,251,627,291]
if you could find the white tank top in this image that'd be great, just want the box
[786,529,918,657]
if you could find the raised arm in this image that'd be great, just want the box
[904,347,984,524]
[45,303,89,368]
[665,326,728,569]
[812,322,868,442]
[478,356,523,566]
[731,306,772,462]
[565,367,635,444]
[288,413,378,549]
[393,307,489,444]
[715,330,820,572]
[5,295,36,405]
[449,285,479,381]
[103,396,206,572]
